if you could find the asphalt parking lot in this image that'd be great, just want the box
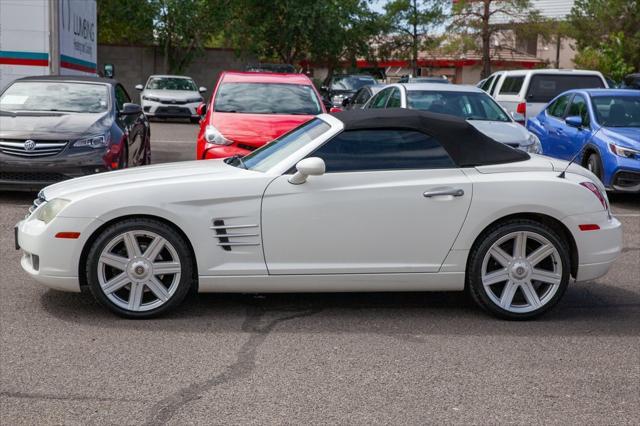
[1,121,638,425]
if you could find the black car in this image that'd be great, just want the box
[0,76,150,191]
[622,73,640,89]
[342,84,386,110]
[321,74,377,107]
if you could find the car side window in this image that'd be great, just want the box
[547,94,571,118]
[488,74,501,96]
[567,95,590,126]
[386,88,402,108]
[310,129,456,172]
[480,75,495,92]
[369,89,392,108]
[114,85,131,111]
[499,76,525,95]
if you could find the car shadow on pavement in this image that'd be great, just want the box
[40,281,640,338]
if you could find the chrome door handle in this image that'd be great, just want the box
[423,188,465,198]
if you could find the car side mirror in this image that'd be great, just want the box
[288,157,326,185]
[199,86,207,93]
[196,102,207,117]
[135,84,144,91]
[120,103,142,115]
[341,97,351,107]
[565,115,583,128]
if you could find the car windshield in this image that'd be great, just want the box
[0,81,109,113]
[146,77,197,91]
[331,76,376,91]
[235,118,331,172]
[407,90,510,122]
[592,95,640,127]
[214,82,321,114]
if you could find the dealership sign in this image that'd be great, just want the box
[59,0,97,74]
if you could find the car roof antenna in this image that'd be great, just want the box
[558,124,605,179]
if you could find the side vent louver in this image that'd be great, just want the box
[211,219,260,251]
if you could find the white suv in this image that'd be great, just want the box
[480,69,608,122]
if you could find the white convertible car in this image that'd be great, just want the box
[16,109,622,319]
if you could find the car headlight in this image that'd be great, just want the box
[609,143,639,159]
[32,198,70,224]
[525,132,543,154]
[142,95,160,102]
[204,125,233,146]
[72,133,109,149]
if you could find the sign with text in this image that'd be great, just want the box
[59,0,96,75]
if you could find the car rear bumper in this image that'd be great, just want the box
[201,144,255,160]
[0,151,108,191]
[562,211,623,282]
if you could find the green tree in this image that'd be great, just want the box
[153,0,228,74]
[382,0,445,77]
[97,0,156,44]
[225,0,383,71]
[450,0,539,78]
[569,0,640,77]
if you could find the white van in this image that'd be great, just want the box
[480,69,608,122]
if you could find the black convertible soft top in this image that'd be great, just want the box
[331,108,530,167]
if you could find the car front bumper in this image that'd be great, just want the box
[16,215,102,292]
[562,211,623,282]
[142,100,200,118]
[0,149,109,191]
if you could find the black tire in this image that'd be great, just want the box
[586,151,604,183]
[467,219,570,320]
[85,218,195,319]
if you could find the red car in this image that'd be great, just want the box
[196,71,328,160]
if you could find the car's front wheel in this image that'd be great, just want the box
[586,151,603,182]
[467,219,570,320]
[85,218,194,318]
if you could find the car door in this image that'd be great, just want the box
[562,94,592,159]
[261,128,473,275]
[541,93,572,159]
[114,84,141,165]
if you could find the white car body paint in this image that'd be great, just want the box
[16,114,622,294]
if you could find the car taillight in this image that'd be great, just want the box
[516,102,526,115]
[580,181,608,211]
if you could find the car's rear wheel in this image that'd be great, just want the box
[467,220,570,320]
[86,219,194,318]
[586,151,603,182]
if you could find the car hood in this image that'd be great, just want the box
[42,159,250,201]
[468,120,530,146]
[142,89,201,101]
[601,127,640,150]
[212,112,314,146]
[0,111,110,140]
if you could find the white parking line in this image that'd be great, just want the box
[613,214,640,217]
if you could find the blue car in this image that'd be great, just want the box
[527,89,640,193]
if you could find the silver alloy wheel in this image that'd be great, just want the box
[481,231,562,313]
[97,230,182,312]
